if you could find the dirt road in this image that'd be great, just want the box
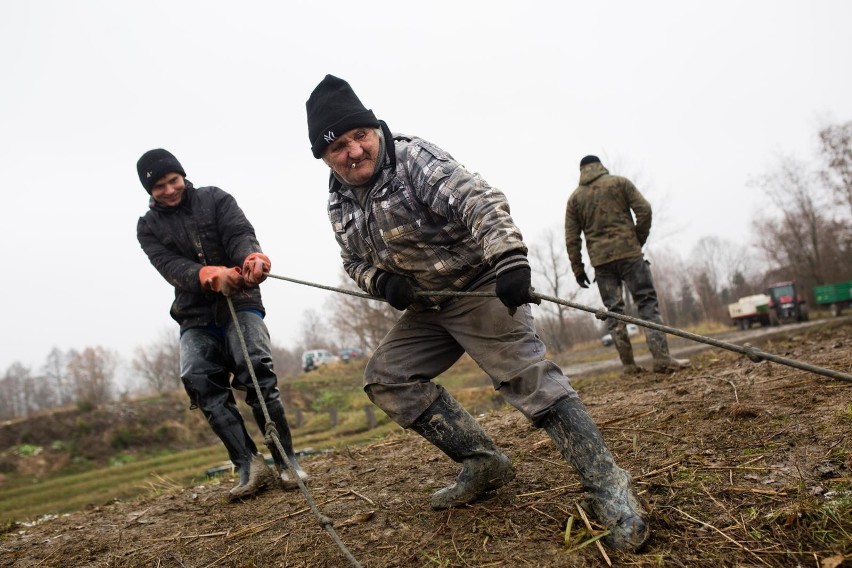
[559,315,851,378]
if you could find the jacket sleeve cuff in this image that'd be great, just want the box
[494,251,530,277]
[372,270,390,296]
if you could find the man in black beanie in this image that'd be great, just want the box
[565,155,688,374]
[304,75,649,552]
[135,148,308,501]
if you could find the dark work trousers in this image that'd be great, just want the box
[179,310,294,469]
[594,256,664,332]
[364,276,578,428]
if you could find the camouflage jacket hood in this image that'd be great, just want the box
[578,161,610,186]
[326,124,527,305]
[564,162,652,274]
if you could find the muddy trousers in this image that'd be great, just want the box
[179,311,298,475]
[364,278,578,428]
[595,256,673,364]
[364,277,575,508]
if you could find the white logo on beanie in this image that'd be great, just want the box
[323,130,336,143]
[146,171,152,178]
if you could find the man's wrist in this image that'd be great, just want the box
[373,270,390,296]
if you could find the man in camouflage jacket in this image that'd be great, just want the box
[565,155,687,374]
[303,75,649,552]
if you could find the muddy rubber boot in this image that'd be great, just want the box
[542,396,649,552]
[646,330,689,373]
[205,405,262,498]
[410,389,515,510]
[279,465,310,490]
[252,400,310,491]
[611,324,645,376]
[228,454,276,501]
[231,457,252,489]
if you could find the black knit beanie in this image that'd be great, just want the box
[579,155,601,167]
[580,155,601,168]
[306,75,379,159]
[137,149,186,193]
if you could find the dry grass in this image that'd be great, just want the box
[1,320,850,567]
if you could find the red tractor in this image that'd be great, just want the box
[766,281,809,325]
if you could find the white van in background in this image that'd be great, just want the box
[301,349,338,372]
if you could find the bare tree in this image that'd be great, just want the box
[750,154,847,293]
[644,247,683,325]
[818,120,852,219]
[693,237,749,293]
[327,271,398,351]
[0,363,32,419]
[530,228,579,353]
[674,279,702,327]
[132,330,180,394]
[300,309,334,351]
[43,347,72,408]
[270,343,302,379]
[66,347,117,407]
[689,268,727,323]
[727,270,755,305]
[687,236,766,309]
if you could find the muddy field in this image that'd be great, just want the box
[1,320,850,567]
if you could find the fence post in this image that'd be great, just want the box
[364,405,376,429]
[292,406,303,428]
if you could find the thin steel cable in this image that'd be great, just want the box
[267,273,852,383]
[225,296,363,568]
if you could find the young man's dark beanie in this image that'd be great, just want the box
[306,75,380,159]
[137,149,186,193]
[579,155,601,167]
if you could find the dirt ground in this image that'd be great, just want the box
[1,320,851,567]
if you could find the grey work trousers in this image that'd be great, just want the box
[364,278,578,428]
[595,256,663,333]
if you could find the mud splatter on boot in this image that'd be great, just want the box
[542,396,649,551]
[255,401,310,491]
[646,330,689,373]
[611,323,646,376]
[410,389,515,510]
[229,454,276,501]
[279,461,310,490]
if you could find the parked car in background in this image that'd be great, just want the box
[337,347,366,362]
[601,323,640,347]
[301,349,338,372]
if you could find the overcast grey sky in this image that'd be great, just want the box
[2,0,851,375]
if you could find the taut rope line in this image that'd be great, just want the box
[225,296,363,568]
[266,273,852,383]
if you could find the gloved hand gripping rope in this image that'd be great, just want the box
[266,273,852,384]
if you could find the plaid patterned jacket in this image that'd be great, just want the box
[327,130,527,304]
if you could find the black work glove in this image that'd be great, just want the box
[575,269,590,289]
[495,252,540,309]
[375,271,417,310]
